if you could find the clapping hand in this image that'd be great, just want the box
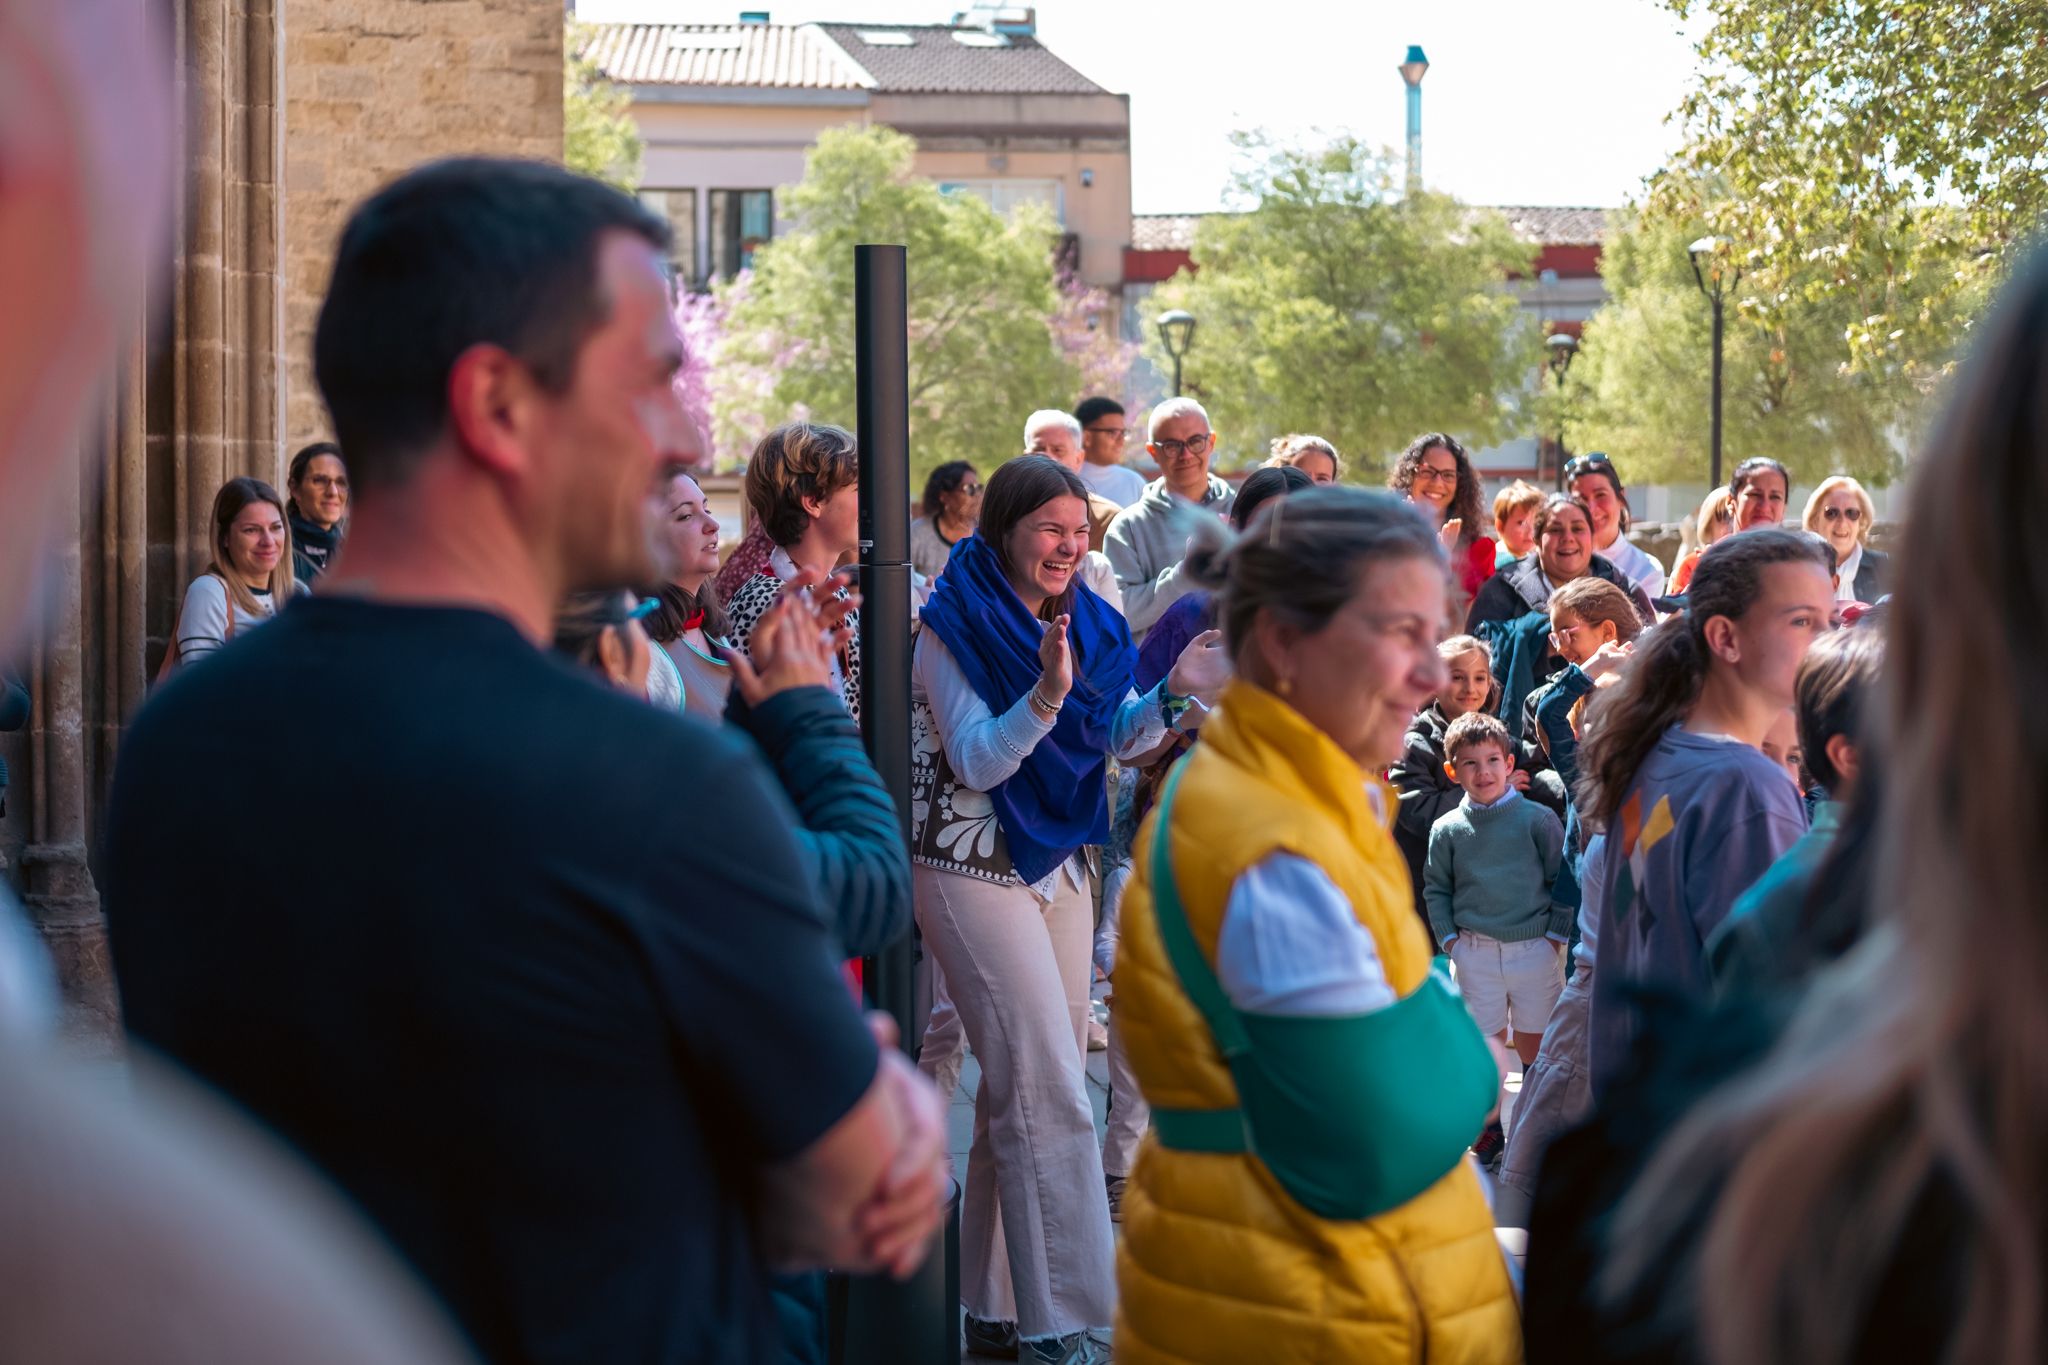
[1438,517,1464,552]
[725,568,859,706]
[1166,628,1230,705]
[1037,613,1073,705]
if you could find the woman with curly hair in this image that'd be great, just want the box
[1389,432,1494,602]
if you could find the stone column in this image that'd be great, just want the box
[176,0,285,583]
[21,420,117,1049]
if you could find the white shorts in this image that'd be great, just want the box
[1450,930,1565,1038]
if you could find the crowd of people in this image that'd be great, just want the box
[2,141,2042,1365]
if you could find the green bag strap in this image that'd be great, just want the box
[1147,760,1251,1059]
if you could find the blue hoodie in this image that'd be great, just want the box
[1586,725,1807,1092]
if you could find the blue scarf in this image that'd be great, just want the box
[920,532,1137,885]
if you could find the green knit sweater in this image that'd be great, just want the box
[1422,791,1570,948]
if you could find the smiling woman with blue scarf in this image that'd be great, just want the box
[913,456,1226,1365]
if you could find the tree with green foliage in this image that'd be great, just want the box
[1145,134,1539,477]
[1558,203,1975,486]
[1650,0,2045,384]
[712,126,1077,480]
[564,20,642,193]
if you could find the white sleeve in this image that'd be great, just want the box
[1081,552,1123,616]
[176,575,232,661]
[1215,853,1398,1016]
[1108,684,1170,760]
[914,629,1056,792]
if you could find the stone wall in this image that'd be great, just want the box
[281,0,565,443]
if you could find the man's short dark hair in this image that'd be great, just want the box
[312,158,670,493]
[1074,396,1126,429]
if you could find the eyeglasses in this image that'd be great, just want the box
[1085,425,1128,441]
[959,482,983,496]
[1412,464,1460,486]
[1819,506,1862,523]
[1548,622,1586,649]
[1151,433,1212,459]
[624,596,660,623]
[1564,452,1616,481]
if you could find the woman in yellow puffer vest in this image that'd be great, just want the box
[1114,487,1521,1364]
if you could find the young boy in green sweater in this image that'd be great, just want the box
[1425,712,1570,1070]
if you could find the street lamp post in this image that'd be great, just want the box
[1688,235,1738,490]
[1546,331,1578,492]
[1156,308,1196,397]
[1398,45,1429,195]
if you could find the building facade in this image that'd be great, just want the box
[1,0,566,1046]
[587,13,1133,300]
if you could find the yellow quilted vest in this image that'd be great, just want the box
[1114,681,1520,1364]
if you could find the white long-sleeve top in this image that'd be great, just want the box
[914,625,1171,899]
[176,573,281,663]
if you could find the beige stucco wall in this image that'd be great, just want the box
[625,88,1132,292]
[908,146,1130,289]
[282,0,566,443]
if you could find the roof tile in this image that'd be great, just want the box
[583,23,871,90]
[817,23,1106,95]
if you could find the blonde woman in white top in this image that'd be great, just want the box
[169,478,299,670]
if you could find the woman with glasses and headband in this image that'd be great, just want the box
[911,460,983,582]
[1389,432,1495,604]
[553,590,660,696]
[1802,475,1887,604]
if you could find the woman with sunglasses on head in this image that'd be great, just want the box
[1568,452,1666,598]
[911,461,983,583]
[1389,432,1495,605]
[1802,475,1887,605]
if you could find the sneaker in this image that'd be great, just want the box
[1471,1120,1505,1170]
[1024,1330,1112,1364]
[1104,1173,1127,1223]
[964,1313,1020,1359]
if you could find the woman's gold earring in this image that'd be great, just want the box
[1277,676,1294,697]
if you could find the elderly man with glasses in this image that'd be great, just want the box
[1102,398,1236,637]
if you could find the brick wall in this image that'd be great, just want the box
[282,0,564,442]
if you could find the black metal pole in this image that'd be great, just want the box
[1171,352,1183,398]
[1553,370,1569,493]
[843,242,955,1365]
[853,243,914,1046]
[1709,293,1725,490]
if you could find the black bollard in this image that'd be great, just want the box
[836,242,960,1365]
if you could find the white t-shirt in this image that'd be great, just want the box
[1078,461,1148,509]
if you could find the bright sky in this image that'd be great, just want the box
[576,0,1705,213]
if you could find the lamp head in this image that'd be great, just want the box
[1546,330,1579,375]
[1399,44,1429,86]
[1157,308,1196,359]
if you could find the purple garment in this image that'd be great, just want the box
[1586,726,1808,1093]
[1133,590,1210,694]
